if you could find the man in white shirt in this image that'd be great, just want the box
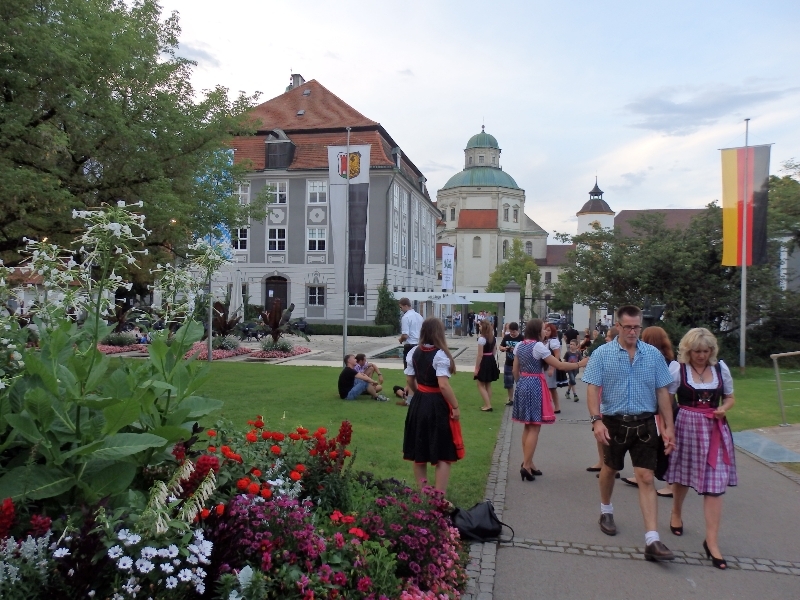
[398,297,423,370]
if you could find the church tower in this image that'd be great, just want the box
[576,179,615,234]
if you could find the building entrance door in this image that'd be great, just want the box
[264,276,288,313]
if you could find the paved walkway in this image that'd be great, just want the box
[462,377,800,600]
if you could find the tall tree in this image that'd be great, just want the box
[485,238,542,300]
[0,0,266,265]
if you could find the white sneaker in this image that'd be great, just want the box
[375,395,389,402]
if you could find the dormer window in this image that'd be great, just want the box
[513,208,519,223]
[479,155,485,164]
[265,130,295,169]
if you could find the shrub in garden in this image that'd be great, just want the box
[102,331,139,346]
[212,334,241,351]
[260,338,293,353]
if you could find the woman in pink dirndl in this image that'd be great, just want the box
[513,319,586,481]
[666,328,736,570]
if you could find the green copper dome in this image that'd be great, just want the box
[466,130,499,149]
[441,166,520,190]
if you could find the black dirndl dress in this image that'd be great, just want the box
[403,346,459,465]
[474,337,500,382]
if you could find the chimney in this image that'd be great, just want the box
[391,147,402,169]
[291,73,305,89]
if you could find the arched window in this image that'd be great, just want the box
[472,236,481,258]
[502,240,508,259]
[525,241,533,256]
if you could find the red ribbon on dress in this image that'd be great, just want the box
[681,405,731,468]
[417,383,440,393]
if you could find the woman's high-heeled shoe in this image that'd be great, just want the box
[521,463,542,477]
[520,467,535,481]
[703,540,727,570]
[670,516,683,536]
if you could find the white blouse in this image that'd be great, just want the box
[404,345,452,378]
[667,360,734,395]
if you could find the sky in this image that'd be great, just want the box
[160,0,800,240]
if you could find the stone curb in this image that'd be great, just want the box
[461,403,513,600]
[498,537,800,576]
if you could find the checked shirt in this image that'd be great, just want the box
[582,339,673,415]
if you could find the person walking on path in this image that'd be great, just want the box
[398,297,424,369]
[499,322,522,406]
[543,323,563,414]
[474,320,500,411]
[582,305,677,562]
[666,328,737,570]
[563,340,581,402]
[513,319,586,481]
[467,311,475,336]
[586,327,621,474]
[403,317,462,494]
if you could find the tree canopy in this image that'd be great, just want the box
[485,238,542,298]
[0,0,267,266]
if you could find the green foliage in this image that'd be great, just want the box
[306,324,395,337]
[260,338,293,353]
[374,278,401,333]
[769,159,800,249]
[213,334,241,351]
[102,332,139,347]
[486,239,542,298]
[0,319,222,508]
[0,0,266,265]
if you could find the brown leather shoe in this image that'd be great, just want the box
[598,513,616,536]
[644,540,675,562]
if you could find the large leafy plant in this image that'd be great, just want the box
[0,203,223,510]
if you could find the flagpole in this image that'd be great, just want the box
[343,127,351,361]
[739,118,750,372]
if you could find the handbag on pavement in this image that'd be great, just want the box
[451,500,514,542]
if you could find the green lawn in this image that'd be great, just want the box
[195,363,504,508]
[727,367,800,431]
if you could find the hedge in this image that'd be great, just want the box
[306,323,395,337]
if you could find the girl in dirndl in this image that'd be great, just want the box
[666,328,736,570]
[513,319,585,481]
[474,319,500,411]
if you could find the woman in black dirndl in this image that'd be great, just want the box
[474,319,500,411]
[403,317,462,493]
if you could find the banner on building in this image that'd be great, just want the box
[441,245,455,291]
[721,145,770,266]
[327,145,371,295]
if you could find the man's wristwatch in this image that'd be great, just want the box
[590,415,602,424]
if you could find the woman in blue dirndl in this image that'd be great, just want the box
[513,319,586,481]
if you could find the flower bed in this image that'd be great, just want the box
[183,341,253,360]
[97,343,149,354]
[249,346,312,359]
[0,418,468,599]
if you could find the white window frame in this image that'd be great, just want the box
[268,227,286,251]
[525,241,533,256]
[513,208,519,223]
[233,228,248,251]
[265,180,288,204]
[502,240,508,259]
[473,236,481,258]
[503,207,509,222]
[392,227,399,257]
[479,155,484,164]
[401,196,408,259]
[307,227,326,252]
[233,184,250,252]
[348,293,365,306]
[307,180,327,203]
[308,286,325,306]
[450,207,456,221]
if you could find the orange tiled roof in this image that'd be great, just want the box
[249,80,377,132]
[457,209,497,229]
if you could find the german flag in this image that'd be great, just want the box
[721,145,770,266]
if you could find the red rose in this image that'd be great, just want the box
[289,470,301,481]
[272,433,285,442]
[255,420,265,429]
[200,508,210,519]
[289,433,301,441]
[247,483,259,495]
[271,445,281,455]
[251,468,262,477]
[236,478,250,490]
[215,503,225,516]
[246,432,257,443]
[206,430,217,437]
[330,510,343,522]
[295,464,306,472]
[344,450,352,457]
[329,451,338,459]
[297,427,308,435]
[260,487,272,499]
[208,445,216,452]
[316,427,327,435]
[341,515,355,524]
[309,449,318,456]
[262,431,271,440]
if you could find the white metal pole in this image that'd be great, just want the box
[739,118,750,371]
[342,127,351,361]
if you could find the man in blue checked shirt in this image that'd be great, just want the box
[583,305,676,562]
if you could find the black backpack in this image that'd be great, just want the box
[451,500,514,542]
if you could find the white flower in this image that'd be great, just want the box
[195,582,206,594]
[88,591,95,598]
[117,200,126,207]
[135,558,154,573]
[117,556,133,571]
[140,547,157,560]
[53,548,71,558]
[186,554,198,565]
[172,559,181,566]
[108,545,124,559]
[194,567,206,579]
[166,544,179,558]
[117,529,130,541]
[165,576,178,589]
[177,568,193,582]
[123,533,141,546]
[159,563,174,574]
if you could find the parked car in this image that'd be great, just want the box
[546,313,562,324]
